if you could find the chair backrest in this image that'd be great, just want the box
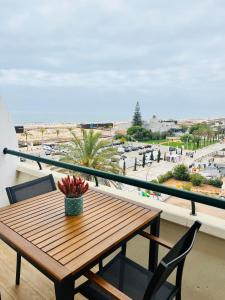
[6,174,57,204]
[143,221,201,300]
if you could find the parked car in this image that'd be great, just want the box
[131,146,137,151]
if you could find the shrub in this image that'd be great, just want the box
[207,178,223,188]
[114,134,124,140]
[157,171,173,184]
[173,164,190,181]
[151,179,159,184]
[190,173,205,186]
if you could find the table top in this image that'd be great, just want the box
[0,188,161,281]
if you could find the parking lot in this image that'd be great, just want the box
[113,142,169,169]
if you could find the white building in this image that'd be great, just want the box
[144,115,180,133]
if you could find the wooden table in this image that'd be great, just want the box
[0,188,161,300]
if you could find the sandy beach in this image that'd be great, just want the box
[17,123,113,147]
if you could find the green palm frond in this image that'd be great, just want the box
[60,129,121,175]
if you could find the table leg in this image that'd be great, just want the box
[16,253,21,285]
[148,215,160,272]
[54,277,74,300]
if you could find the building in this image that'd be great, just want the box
[79,122,113,129]
[144,115,181,133]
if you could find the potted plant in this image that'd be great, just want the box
[58,175,89,216]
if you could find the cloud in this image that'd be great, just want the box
[1,0,225,120]
[1,60,225,90]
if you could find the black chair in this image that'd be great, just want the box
[6,174,56,205]
[79,221,201,300]
[5,174,57,285]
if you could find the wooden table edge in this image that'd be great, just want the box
[0,222,71,281]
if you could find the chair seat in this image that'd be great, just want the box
[79,253,176,300]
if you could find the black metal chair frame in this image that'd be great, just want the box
[6,174,56,205]
[79,221,201,300]
[5,174,57,285]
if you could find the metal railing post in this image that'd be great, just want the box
[191,201,196,216]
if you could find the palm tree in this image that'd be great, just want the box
[60,129,121,182]
[39,127,46,144]
[206,128,213,145]
[22,130,31,150]
[192,129,201,149]
[68,127,74,136]
[56,129,60,140]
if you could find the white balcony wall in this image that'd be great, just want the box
[0,98,18,207]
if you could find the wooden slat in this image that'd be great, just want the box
[65,210,158,273]
[0,188,161,283]
[10,195,113,233]
[0,189,96,218]
[0,223,70,281]
[6,193,112,229]
[0,191,60,216]
[4,202,64,227]
[43,203,137,255]
[30,201,129,245]
[26,197,124,241]
[0,193,96,225]
[59,208,148,265]
[18,194,115,236]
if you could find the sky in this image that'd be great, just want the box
[0,0,225,123]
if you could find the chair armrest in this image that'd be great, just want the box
[140,231,173,249]
[85,271,132,300]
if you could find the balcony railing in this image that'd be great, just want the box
[3,148,225,215]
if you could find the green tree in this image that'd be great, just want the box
[60,129,121,177]
[132,101,142,126]
[127,126,151,141]
[173,164,190,181]
[180,134,192,144]
[192,130,201,149]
